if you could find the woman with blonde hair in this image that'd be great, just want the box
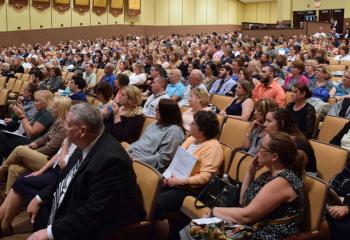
[0,90,55,159]
[0,96,72,192]
[182,88,211,131]
[104,85,144,143]
[308,64,336,102]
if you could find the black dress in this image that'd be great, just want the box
[286,102,316,139]
[225,98,243,116]
[243,169,305,240]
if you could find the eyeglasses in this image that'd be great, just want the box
[258,144,272,154]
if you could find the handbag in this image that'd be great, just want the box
[194,154,251,209]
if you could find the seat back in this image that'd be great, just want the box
[15,72,22,79]
[0,88,9,106]
[6,78,16,90]
[0,77,6,88]
[317,115,349,143]
[19,81,29,95]
[220,143,234,174]
[312,113,320,139]
[12,80,23,94]
[141,117,157,136]
[310,139,349,182]
[228,150,266,181]
[20,73,30,81]
[66,72,75,82]
[210,94,233,111]
[133,160,162,221]
[180,106,190,113]
[219,117,251,149]
[303,174,328,232]
[216,114,224,133]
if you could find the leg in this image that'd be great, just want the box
[6,164,28,194]
[0,146,47,178]
[1,189,23,230]
[153,188,190,240]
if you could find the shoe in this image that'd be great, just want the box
[0,226,14,238]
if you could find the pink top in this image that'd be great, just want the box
[283,75,309,91]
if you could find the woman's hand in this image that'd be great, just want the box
[328,205,350,219]
[250,120,261,131]
[4,118,12,124]
[218,111,227,117]
[28,142,38,150]
[13,103,25,119]
[164,175,184,187]
[26,170,44,178]
[111,101,120,116]
[248,155,263,173]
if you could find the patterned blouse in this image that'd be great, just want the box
[243,169,305,240]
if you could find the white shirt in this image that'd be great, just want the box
[129,73,146,85]
[143,91,170,117]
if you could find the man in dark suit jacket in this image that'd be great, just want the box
[27,103,145,240]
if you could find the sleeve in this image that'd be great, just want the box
[36,124,66,156]
[294,137,317,174]
[140,127,184,169]
[108,116,144,144]
[274,88,286,107]
[51,77,63,92]
[174,85,186,97]
[187,144,223,186]
[330,161,350,196]
[51,157,136,239]
[36,111,54,129]
[330,121,350,146]
[209,81,217,94]
[302,105,316,139]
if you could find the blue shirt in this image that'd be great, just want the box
[335,83,350,96]
[166,81,186,98]
[101,73,116,89]
[70,91,87,102]
[209,78,237,95]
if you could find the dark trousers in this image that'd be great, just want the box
[0,130,31,158]
[33,201,52,232]
[327,212,350,240]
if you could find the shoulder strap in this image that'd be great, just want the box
[235,153,252,181]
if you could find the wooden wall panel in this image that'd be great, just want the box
[90,0,107,26]
[52,8,72,28]
[7,4,30,31]
[218,0,228,24]
[195,0,206,25]
[169,0,182,25]
[72,1,90,27]
[154,0,168,26]
[182,0,194,25]
[30,0,52,29]
[0,3,7,31]
[256,2,270,23]
[144,0,154,25]
[206,0,217,24]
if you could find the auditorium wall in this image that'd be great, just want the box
[0,0,245,33]
[241,1,277,24]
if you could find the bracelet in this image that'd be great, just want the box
[19,116,25,120]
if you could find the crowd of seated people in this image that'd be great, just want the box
[0,31,349,239]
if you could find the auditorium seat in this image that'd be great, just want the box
[219,117,251,149]
[210,94,232,112]
[19,73,30,82]
[107,160,162,240]
[140,117,157,136]
[0,77,6,88]
[219,143,234,174]
[317,115,349,143]
[285,91,294,105]
[310,139,349,182]
[5,78,16,90]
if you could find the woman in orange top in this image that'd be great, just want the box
[154,111,223,239]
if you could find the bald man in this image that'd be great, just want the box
[166,69,186,101]
[178,69,208,107]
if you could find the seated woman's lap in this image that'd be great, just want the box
[12,167,60,203]
[154,187,196,221]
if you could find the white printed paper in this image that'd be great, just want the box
[162,146,197,179]
[192,217,223,225]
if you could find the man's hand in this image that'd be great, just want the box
[328,205,350,219]
[27,197,41,224]
[27,229,49,240]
